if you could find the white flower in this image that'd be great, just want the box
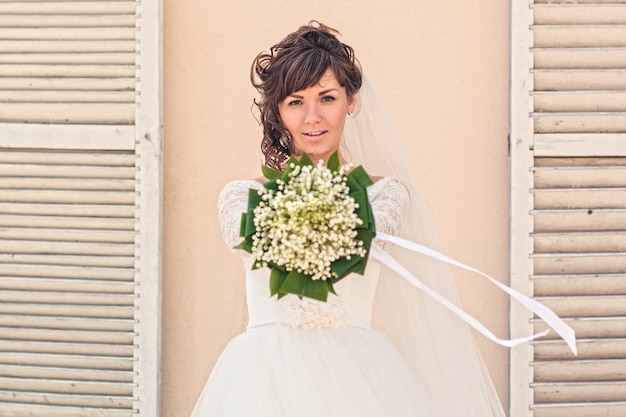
[251,161,366,281]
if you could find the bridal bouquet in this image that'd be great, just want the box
[236,151,376,302]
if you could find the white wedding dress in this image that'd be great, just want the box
[190,176,437,416]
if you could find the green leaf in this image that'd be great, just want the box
[327,151,340,172]
[263,178,280,193]
[262,164,283,180]
[243,209,257,238]
[331,255,363,277]
[239,213,247,237]
[348,165,374,188]
[234,236,253,252]
[280,270,307,296]
[247,188,262,210]
[299,152,313,167]
[270,267,287,296]
[302,279,331,302]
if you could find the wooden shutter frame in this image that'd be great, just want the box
[0,0,162,415]
[133,0,162,415]
[510,2,535,415]
[510,2,626,416]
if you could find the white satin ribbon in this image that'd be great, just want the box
[372,232,577,355]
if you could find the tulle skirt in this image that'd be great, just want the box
[190,324,434,417]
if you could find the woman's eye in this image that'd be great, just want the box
[321,96,336,102]
[287,99,302,106]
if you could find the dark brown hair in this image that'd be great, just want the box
[251,22,362,171]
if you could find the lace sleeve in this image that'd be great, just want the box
[369,176,410,243]
[217,180,260,250]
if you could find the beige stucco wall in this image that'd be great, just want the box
[162,1,511,416]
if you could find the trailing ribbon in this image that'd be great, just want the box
[372,232,577,355]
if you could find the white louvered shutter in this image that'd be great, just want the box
[0,1,161,416]
[510,1,626,417]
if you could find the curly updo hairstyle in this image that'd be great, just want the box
[251,22,362,171]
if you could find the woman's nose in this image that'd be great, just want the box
[304,104,321,124]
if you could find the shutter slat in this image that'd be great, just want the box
[534,338,626,360]
[0,375,134,396]
[0,352,134,370]
[0,341,134,357]
[533,252,626,275]
[0,304,135,319]
[533,25,626,48]
[0,52,135,65]
[533,112,626,133]
[533,359,626,381]
[0,165,136,179]
[0,177,136,190]
[0,254,135,268]
[0,189,136,204]
[0,90,136,103]
[534,381,626,403]
[0,240,135,256]
[0,151,135,165]
[0,228,134,243]
[0,277,135,293]
[0,2,137,15]
[0,203,135,217]
[533,209,626,231]
[533,47,626,70]
[533,232,626,252]
[0,264,134,280]
[0,363,135,382]
[0,40,135,53]
[0,390,134,409]
[533,4,626,25]
[0,215,135,230]
[0,315,135,331]
[0,326,135,343]
[0,103,135,125]
[533,69,626,91]
[534,294,626,316]
[533,188,626,208]
[0,289,136,305]
[533,90,626,112]
[533,164,626,187]
[0,77,135,90]
[0,403,135,417]
[535,0,626,3]
[0,27,136,40]
[0,15,136,28]
[533,273,626,296]
[534,317,626,339]
[0,64,135,77]
[532,402,626,417]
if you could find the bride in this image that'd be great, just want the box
[191,21,516,416]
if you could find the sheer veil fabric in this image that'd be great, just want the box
[343,76,507,417]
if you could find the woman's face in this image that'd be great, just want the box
[278,69,356,166]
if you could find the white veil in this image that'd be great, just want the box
[343,75,507,417]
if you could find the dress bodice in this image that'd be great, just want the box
[244,258,381,330]
[218,175,410,331]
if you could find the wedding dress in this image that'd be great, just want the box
[190,176,437,417]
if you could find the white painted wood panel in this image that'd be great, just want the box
[510,1,626,416]
[0,1,162,415]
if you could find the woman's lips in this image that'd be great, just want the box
[302,131,328,141]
